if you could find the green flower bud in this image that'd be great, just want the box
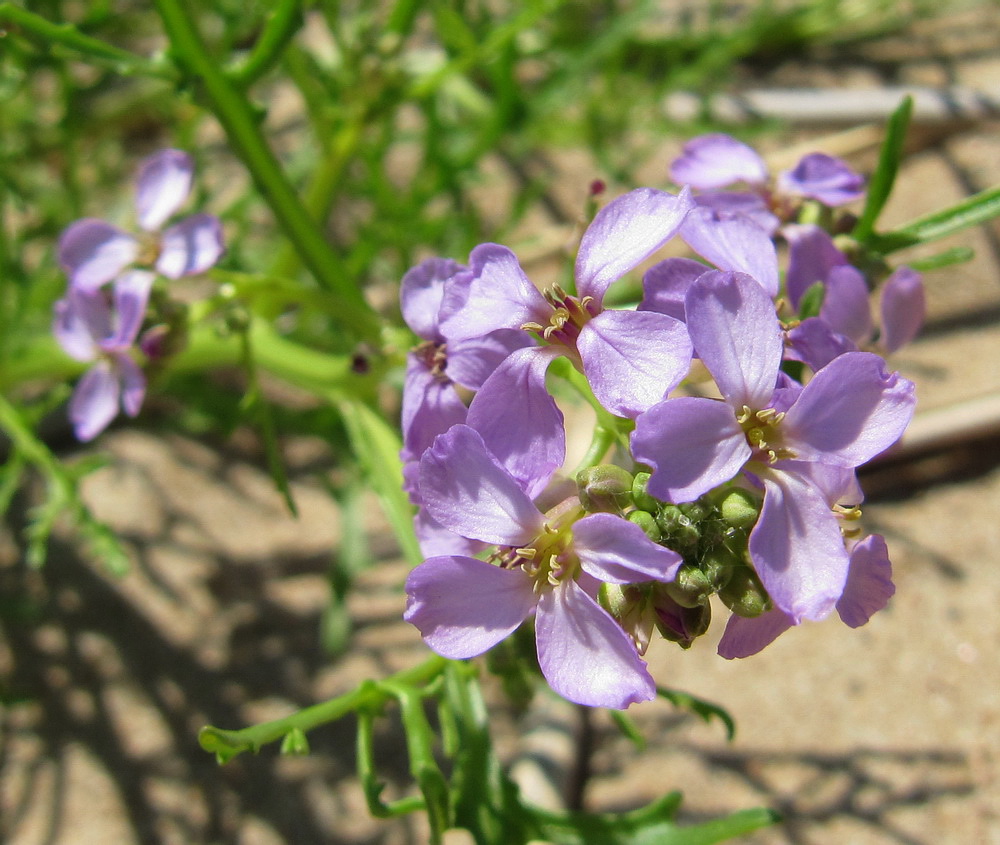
[627,509,661,542]
[678,500,711,522]
[664,563,713,608]
[710,487,762,531]
[576,465,634,513]
[651,588,712,649]
[719,565,771,618]
[631,471,659,512]
[656,505,700,551]
[699,544,742,591]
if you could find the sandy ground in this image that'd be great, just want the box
[3,6,1000,844]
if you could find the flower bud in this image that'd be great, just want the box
[664,564,713,608]
[719,565,771,618]
[631,471,659,512]
[627,509,661,542]
[699,543,742,591]
[709,486,761,531]
[652,588,712,649]
[599,583,655,654]
[576,465,634,514]
[656,505,700,552]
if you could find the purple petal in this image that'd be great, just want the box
[631,397,749,503]
[400,257,465,341]
[695,192,780,235]
[781,351,916,467]
[572,513,682,583]
[749,467,850,622]
[116,354,146,417]
[879,266,925,353]
[446,329,532,390]
[70,360,121,441]
[820,265,873,344]
[575,187,694,302]
[52,295,98,362]
[717,607,795,658]
[783,224,848,309]
[156,214,225,278]
[785,317,857,371]
[669,134,769,189]
[466,346,565,500]
[777,153,865,207]
[640,257,709,320]
[135,149,194,231]
[414,509,487,559]
[400,358,468,462]
[837,534,894,628]
[105,270,154,350]
[404,555,537,658]
[684,270,783,409]
[58,219,139,293]
[578,310,692,419]
[536,580,655,709]
[440,244,548,341]
[419,425,543,546]
[680,206,779,297]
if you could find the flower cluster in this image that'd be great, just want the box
[401,135,919,709]
[53,150,224,440]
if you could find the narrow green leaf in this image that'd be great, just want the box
[609,710,646,750]
[885,184,1000,248]
[853,95,913,242]
[657,687,736,741]
[797,281,826,320]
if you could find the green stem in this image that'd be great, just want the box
[227,0,304,88]
[199,655,449,763]
[152,0,381,341]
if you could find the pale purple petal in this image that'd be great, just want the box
[572,513,682,583]
[105,270,154,350]
[639,257,708,320]
[404,555,537,658]
[52,296,98,362]
[781,351,916,467]
[684,271,783,409]
[578,310,692,419]
[680,207,779,297]
[695,192,780,235]
[575,187,694,301]
[70,360,121,441]
[400,358,467,462]
[821,265,873,345]
[536,580,655,709]
[780,460,863,508]
[446,329,531,390]
[669,134,769,189]
[777,153,865,207]
[135,149,194,231]
[717,607,795,659]
[783,223,848,309]
[419,425,543,546]
[400,257,465,341]
[414,509,487,559]
[879,266,925,353]
[837,534,894,628]
[466,347,564,500]
[440,244,548,341]
[58,219,139,293]
[156,214,225,278]
[785,317,856,371]
[116,354,146,417]
[749,467,850,622]
[631,397,749,503]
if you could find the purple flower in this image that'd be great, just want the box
[404,425,682,709]
[631,271,915,621]
[58,149,224,293]
[52,270,153,441]
[440,188,695,419]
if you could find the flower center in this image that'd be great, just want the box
[520,284,598,348]
[736,405,797,463]
[414,340,449,381]
[493,498,584,592]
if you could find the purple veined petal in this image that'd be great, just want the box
[135,149,194,231]
[631,396,749,503]
[156,214,225,278]
[778,460,863,508]
[684,270,783,409]
[777,153,865,207]
[573,513,683,584]
[440,243,548,342]
[58,219,140,293]
[820,265,873,345]
[400,357,468,462]
[116,353,146,417]
[413,508,487,559]
[785,317,857,371]
[399,257,465,341]
[70,360,122,441]
[639,257,709,320]
[837,534,895,628]
[679,206,779,297]
[535,579,655,709]
[575,187,694,302]
[578,310,692,419]
[419,424,544,546]
[404,555,537,659]
[52,296,98,362]
[748,466,850,623]
[103,270,154,350]
[466,346,565,500]
[879,266,925,353]
[781,351,916,467]
[446,329,532,391]
[694,192,780,235]
[783,223,848,309]
[717,606,795,659]
[669,134,769,190]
